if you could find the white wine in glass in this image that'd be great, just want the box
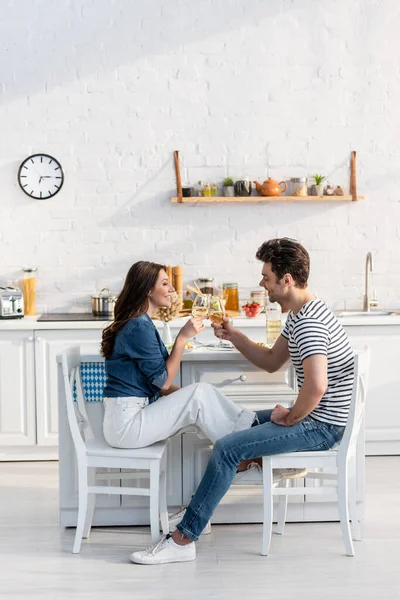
[191,294,210,346]
[209,296,226,346]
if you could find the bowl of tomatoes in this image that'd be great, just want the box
[242,302,262,318]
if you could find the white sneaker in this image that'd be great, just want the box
[129,534,196,565]
[168,506,211,535]
[275,468,308,480]
[233,462,275,485]
[233,463,306,485]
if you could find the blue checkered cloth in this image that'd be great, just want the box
[73,362,106,403]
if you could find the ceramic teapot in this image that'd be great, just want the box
[254,178,287,197]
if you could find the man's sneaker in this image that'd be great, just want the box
[275,467,308,480]
[168,506,211,535]
[129,534,196,565]
[233,462,267,485]
[233,463,308,485]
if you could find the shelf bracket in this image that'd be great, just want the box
[350,150,357,201]
[174,150,183,203]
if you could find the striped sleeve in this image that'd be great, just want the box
[292,318,331,362]
[281,313,292,340]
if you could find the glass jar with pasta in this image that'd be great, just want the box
[21,267,37,316]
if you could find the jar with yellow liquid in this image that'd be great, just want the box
[266,301,282,346]
[21,267,37,316]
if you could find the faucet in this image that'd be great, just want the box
[363,252,378,311]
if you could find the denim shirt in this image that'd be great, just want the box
[104,314,169,403]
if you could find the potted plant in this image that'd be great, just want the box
[223,177,235,197]
[311,174,326,196]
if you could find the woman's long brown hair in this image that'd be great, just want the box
[100,261,166,358]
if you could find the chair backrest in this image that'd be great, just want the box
[338,346,371,458]
[60,346,93,459]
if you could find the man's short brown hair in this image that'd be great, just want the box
[256,238,310,289]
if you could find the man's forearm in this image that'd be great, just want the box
[284,385,325,426]
[230,330,275,372]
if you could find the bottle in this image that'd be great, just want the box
[266,301,282,346]
[197,181,204,197]
[21,267,38,316]
[204,183,211,197]
[211,183,218,197]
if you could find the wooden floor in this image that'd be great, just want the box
[0,457,399,600]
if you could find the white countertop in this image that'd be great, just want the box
[2,312,400,331]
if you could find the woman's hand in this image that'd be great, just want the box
[178,317,205,341]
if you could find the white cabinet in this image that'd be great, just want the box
[0,331,36,449]
[0,327,102,459]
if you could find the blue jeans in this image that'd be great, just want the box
[177,409,345,541]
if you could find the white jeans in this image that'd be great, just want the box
[103,382,256,449]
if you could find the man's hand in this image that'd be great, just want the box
[211,316,237,342]
[271,404,291,426]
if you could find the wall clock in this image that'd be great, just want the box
[18,153,64,199]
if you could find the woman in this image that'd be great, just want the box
[101,261,257,451]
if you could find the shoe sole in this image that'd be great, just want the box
[129,554,196,565]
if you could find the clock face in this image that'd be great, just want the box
[18,153,64,199]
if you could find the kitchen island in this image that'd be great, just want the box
[57,348,364,527]
[0,312,399,460]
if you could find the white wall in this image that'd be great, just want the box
[0,0,399,312]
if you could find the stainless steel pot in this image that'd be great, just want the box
[91,288,118,318]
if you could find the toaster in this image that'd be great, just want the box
[0,287,24,319]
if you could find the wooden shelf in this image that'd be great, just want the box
[172,150,362,204]
[172,195,364,203]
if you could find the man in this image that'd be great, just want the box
[130,238,355,565]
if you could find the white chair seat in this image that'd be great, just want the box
[86,438,166,459]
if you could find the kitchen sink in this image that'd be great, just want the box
[336,310,396,317]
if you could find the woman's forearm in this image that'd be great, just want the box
[161,335,186,390]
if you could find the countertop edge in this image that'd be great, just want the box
[2,314,400,331]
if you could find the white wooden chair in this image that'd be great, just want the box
[262,347,370,557]
[60,346,169,553]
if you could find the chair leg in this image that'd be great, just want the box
[159,453,169,535]
[73,464,88,554]
[276,479,289,535]
[83,467,96,539]
[337,460,355,557]
[348,456,361,541]
[150,461,161,542]
[261,457,273,556]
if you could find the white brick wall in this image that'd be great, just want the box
[0,0,399,312]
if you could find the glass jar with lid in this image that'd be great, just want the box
[290,177,308,197]
[250,289,267,312]
[21,267,37,316]
[198,277,215,295]
[222,283,239,312]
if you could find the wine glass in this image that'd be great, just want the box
[209,296,226,347]
[191,294,210,346]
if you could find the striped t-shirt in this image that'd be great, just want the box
[281,298,354,427]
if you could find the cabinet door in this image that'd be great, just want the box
[0,331,36,446]
[34,330,102,446]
